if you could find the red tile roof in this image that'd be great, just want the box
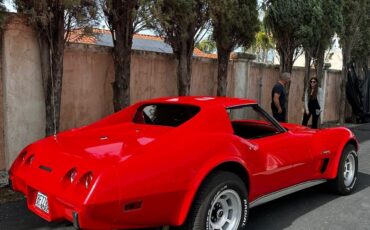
[193,48,218,59]
[134,33,163,41]
[68,29,217,59]
[67,29,98,44]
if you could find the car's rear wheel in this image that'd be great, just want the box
[331,144,358,195]
[180,171,248,230]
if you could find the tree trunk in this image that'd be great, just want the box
[48,40,64,136]
[278,48,294,73]
[112,41,132,111]
[316,48,325,84]
[38,38,50,98]
[339,41,352,124]
[39,9,65,136]
[177,44,192,96]
[110,0,136,112]
[303,52,311,102]
[217,49,230,96]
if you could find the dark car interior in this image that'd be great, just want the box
[134,104,200,127]
[231,120,281,139]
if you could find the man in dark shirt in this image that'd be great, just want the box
[271,72,291,122]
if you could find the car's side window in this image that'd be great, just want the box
[134,104,200,127]
[227,105,283,139]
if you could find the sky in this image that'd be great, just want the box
[2,0,340,51]
[4,0,15,12]
[4,0,265,17]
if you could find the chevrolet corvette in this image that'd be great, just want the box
[9,96,359,230]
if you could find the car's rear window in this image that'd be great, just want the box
[133,104,200,127]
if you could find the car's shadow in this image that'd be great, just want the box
[247,171,370,230]
[0,198,73,230]
[2,172,370,230]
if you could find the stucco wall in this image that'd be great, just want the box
[249,63,280,113]
[61,48,221,131]
[61,44,115,131]
[2,16,45,170]
[323,71,342,122]
[248,64,342,125]
[0,30,4,170]
[191,57,218,96]
[0,15,346,170]
[287,68,306,124]
[248,64,307,124]
[131,51,177,103]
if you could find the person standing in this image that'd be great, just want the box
[302,77,323,129]
[271,72,291,122]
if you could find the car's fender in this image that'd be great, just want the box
[314,127,358,179]
[175,143,250,226]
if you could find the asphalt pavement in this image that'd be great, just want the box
[1,124,370,230]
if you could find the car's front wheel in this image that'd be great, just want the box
[331,144,358,195]
[181,171,248,230]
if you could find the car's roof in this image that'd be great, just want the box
[140,96,257,108]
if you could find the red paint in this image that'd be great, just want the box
[9,96,358,229]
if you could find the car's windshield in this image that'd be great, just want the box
[133,104,200,127]
[227,105,284,139]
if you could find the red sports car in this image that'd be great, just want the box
[9,96,359,230]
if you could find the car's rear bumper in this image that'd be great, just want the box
[11,175,76,222]
[10,175,124,229]
[10,174,186,229]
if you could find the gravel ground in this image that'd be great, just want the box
[0,186,24,204]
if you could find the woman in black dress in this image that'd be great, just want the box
[302,77,323,129]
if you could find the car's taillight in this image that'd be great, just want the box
[66,168,78,183]
[25,154,35,165]
[64,168,95,189]
[20,151,28,161]
[81,172,94,189]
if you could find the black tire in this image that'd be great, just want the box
[331,144,358,195]
[180,171,249,230]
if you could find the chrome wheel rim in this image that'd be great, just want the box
[208,189,242,230]
[343,152,356,187]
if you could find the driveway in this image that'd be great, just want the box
[1,124,370,230]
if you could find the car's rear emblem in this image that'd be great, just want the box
[100,136,109,140]
[39,165,52,173]
[322,150,331,155]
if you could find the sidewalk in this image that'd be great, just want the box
[349,122,370,143]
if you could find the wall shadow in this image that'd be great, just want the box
[0,199,73,230]
[247,172,370,230]
[351,123,370,143]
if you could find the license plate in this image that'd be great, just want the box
[35,192,49,213]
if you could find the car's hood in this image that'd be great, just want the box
[281,123,309,131]
[280,123,322,135]
[34,122,174,165]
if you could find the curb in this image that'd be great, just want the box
[0,171,9,188]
